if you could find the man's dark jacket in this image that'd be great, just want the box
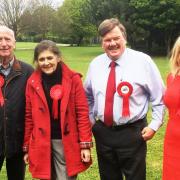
[0,58,33,158]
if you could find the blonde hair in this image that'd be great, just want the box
[0,25,15,40]
[170,36,180,76]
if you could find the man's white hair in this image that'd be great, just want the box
[0,25,15,40]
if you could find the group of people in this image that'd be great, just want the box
[0,18,179,180]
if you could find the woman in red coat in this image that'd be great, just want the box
[163,36,180,180]
[23,40,93,180]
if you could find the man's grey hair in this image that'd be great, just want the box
[0,25,15,40]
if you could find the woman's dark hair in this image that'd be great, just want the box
[33,40,61,63]
[98,18,127,40]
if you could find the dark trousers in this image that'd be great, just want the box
[92,119,147,180]
[0,153,25,180]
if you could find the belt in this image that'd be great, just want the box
[96,116,147,130]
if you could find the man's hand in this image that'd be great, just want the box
[141,127,155,141]
[24,153,29,164]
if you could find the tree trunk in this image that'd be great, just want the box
[147,36,152,54]
[77,36,83,46]
[165,31,173,56]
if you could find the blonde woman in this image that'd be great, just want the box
[163,36,180,180]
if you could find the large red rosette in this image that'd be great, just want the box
[50,84,63,119]
[0,75,4,107]
[117,81,133,117]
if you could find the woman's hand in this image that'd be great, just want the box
[24,153,29,164]
[81,149,91,163]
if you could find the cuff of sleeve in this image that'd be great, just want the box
[80,142,93,149]
[90,115,95,125]
[148,120,163,131]
[23,146,29,153]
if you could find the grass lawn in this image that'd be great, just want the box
[0,44,169,180]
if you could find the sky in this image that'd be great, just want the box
[52,0,64,7]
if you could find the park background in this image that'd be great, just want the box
[0,0,179,179]
[0,0,179,55]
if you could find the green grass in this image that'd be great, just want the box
[15,42,37,49]
[1,43,169,180]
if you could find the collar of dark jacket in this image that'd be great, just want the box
[12,56,22,72]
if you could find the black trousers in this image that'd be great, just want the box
[0,153,25,180]
[92,119,147,180]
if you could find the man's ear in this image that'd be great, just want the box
[13,40,16,49]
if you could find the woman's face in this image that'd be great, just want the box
[37,50,60,75]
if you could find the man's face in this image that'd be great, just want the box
[37,50,60,75]
[0,32,15,59]
[102,26,126,61]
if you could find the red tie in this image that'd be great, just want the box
[104,61,116,126]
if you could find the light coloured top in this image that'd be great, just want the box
[0,58,14,76]
[84,48,165,131]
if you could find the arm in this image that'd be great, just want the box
[73,75,93,150]
[84,66,95,125]
[142,57,165,141]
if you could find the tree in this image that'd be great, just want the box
[0,0,28,37]
[31,5,55,40]
[83,0,180,54]
[85,0,133,27]
[129,0,180,54]
[19,0,56,41]
[55,0,97,45]
[84,0,135,44]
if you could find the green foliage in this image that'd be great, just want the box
[129,0,180,54]
[1,0,179,54]
[85,0,131,26]
[55,0,97,45]
[85,0,179,54]
[130,0,150,8]
[7,0,178,54]
[20,4,56,41]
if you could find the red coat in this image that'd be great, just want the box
[23,62,92,179]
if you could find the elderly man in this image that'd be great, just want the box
[0,26,33,180]
[84,18,165,180]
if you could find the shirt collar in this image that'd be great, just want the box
[0,58,14,69]
[105,48,127,67]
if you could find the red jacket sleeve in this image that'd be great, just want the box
[73,74,93,148]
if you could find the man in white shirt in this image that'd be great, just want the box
[84,18,165,180]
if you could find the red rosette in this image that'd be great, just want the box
[0,75,4,87]
[117,81,133,117]
[0,75,4,107]
[50,84,63,119]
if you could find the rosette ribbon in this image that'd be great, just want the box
[117,81,133,117]
[0,75,4,107]
[50,84,63,119]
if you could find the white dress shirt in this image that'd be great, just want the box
[84,48,165,131]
